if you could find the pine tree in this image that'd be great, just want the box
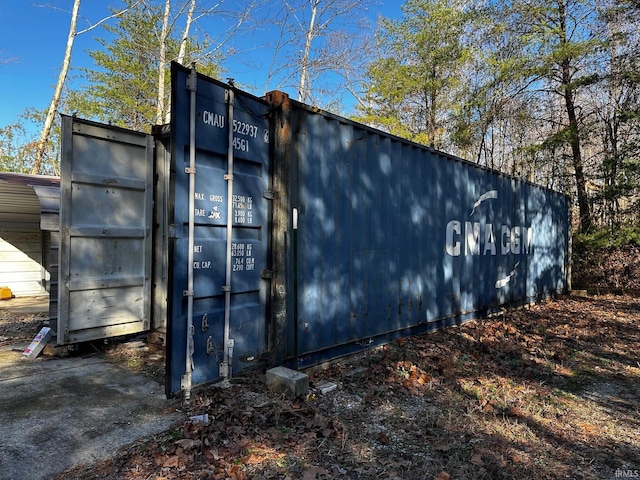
[357,0,473,150]
[68,0,221,132]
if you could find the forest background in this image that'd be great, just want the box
[1,0,639,287]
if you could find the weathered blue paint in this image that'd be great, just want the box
[272,98,569,368]
[165,68,568,394]
[166,64,271,396]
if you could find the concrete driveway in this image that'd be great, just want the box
[0,298,181,480]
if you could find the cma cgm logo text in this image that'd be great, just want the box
[445,190,533,257]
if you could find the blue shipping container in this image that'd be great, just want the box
[266,91,569,369]
[165,65,569,395]
[166,64,273,396]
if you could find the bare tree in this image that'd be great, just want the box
[156,0,198,124]
[298,0,319,102]
[31,0,144,175]
[176,0,197,65]
[265,0,374,108]
[157,0,172,124]
[31,0,80,176]
[157,0,260,124]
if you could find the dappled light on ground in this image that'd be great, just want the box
[52,294,639,480]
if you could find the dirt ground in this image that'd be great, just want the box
[0,295,50,346]
[12,293,630,480]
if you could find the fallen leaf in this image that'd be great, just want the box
[482,403,495,413]
[377,431,390,444]
[302,466,329,480]
[162,455,180,468]
[434,442,451,451]
[470,453,484,466]
[204,448,220,461]
[228,464,247,480]
[174,438,202,450]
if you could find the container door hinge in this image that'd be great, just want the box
[263,190,278,200]
[168,224,178,239]
[261,269,276,279]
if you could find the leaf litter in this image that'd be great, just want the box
[51,294,640,479]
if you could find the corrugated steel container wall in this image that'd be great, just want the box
[58,116,154,345]
[166,64,272,395]
[276,98,569,367]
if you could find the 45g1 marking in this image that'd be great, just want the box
[233,136,249,152]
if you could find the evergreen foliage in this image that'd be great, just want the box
[574,223,640,252]
[357,0,472,149]
[358,0,640,230]
[1,0,638,231]
[67,0,221,133]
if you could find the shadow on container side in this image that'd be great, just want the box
[52,62,569,399]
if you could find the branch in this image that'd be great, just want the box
[74,0,145,36]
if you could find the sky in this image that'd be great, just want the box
[0,1,401,135]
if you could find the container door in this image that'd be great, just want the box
[58,116,154,345]
[166,63,272,396]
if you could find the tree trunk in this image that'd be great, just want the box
[162,0,196,124]
[298,0,318,102]
[177,0,196,65]
[156,0,171,125]
[558,0,591,232]
[32,0,80,175]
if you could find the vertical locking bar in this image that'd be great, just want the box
[221,88,235,380]
[182,63,198,401]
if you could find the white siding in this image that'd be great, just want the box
[0,183,46,295]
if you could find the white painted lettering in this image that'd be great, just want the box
[445,221,533,257]
[511,226,521,254]
[524,227,533,254]
[232,119,259,138]
[465,222,481,255]
[484,223,496,255]
[446,221,461,256]
[202,110,224,128]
